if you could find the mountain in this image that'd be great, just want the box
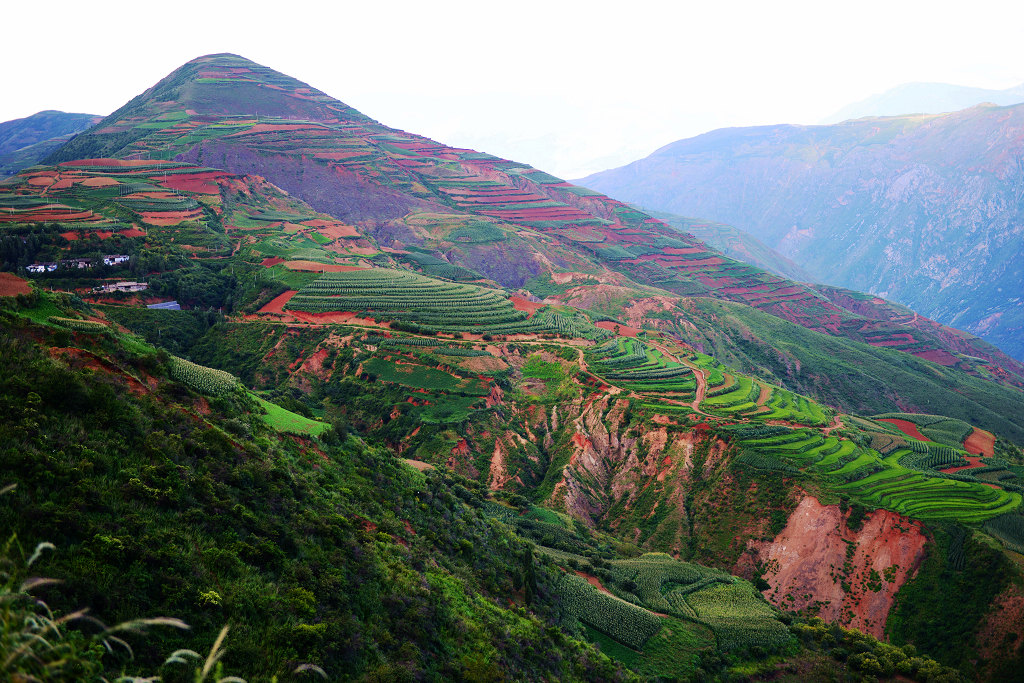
[0,110,100,155]
[2,53,1024,679]
[578,104,1024,362]
[823,81,1024,123]
[41,55,1024,394]
[0,110,101,177]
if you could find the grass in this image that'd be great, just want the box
[251,393,330,436]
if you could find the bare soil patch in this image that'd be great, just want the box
[510,294,544,315]
[964,426,995,458]
[258,290,297,314]
[596,320,640,337]
[0,273,31,297]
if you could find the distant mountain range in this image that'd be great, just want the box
[0,110,100,177]
[823,81,1024,123]
[579,104,1024,361]
[647,209,815,283]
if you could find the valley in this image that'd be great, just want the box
[2,53,1024,682]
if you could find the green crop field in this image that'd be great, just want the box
[686,581,793,652]
[362,356,489,395]
[168,355,241,396]
[556,573,663,650]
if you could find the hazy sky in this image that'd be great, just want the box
[5,0,1024,178]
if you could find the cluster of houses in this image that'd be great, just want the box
[91,281,148,294]
[26,254,130,274]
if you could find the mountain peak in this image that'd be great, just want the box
[135,52,372,122]
[47,54,375,163]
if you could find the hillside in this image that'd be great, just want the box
[578,105,1024,361]
[36,55,1024,395]
[2,53,1024,680]
[0,282,998,682]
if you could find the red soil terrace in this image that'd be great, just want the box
[877,418,930,442]
[596,320,640,338]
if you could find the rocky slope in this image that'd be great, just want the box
[579,104,1024,361]
[746,496,928,639]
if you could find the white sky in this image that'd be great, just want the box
[4,0,1024,178]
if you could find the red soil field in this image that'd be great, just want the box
[940,456,985,474]
[316,224,359,239]
[596,320,640,337]
[911,349,959,366]
[80,177,119,187]
[161,175,221,195]
[258,290,297,314]
[71,227,145,239]
[140,210,204,225]
[574,570,613,596]
[877,418,930,441]
[0,210,96,222]
[509,294,544,315]
[964,427,996,458]
[289,311,381,326]
[662,246,706,255]
[0,273,31,297]
[312,151,371,161]
[261,257,286,267]
[227,123,324,136]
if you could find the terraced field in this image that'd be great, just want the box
[699,371,829,425]
[587,337,696,397]
[286,268,613,339]
[726,423,1022,523]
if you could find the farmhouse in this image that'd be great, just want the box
[92,281,148,293]
[62,257,93,269]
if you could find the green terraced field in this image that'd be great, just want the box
[728,422,1021,523]
[288,269,612,338]
[587,338,696,397]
